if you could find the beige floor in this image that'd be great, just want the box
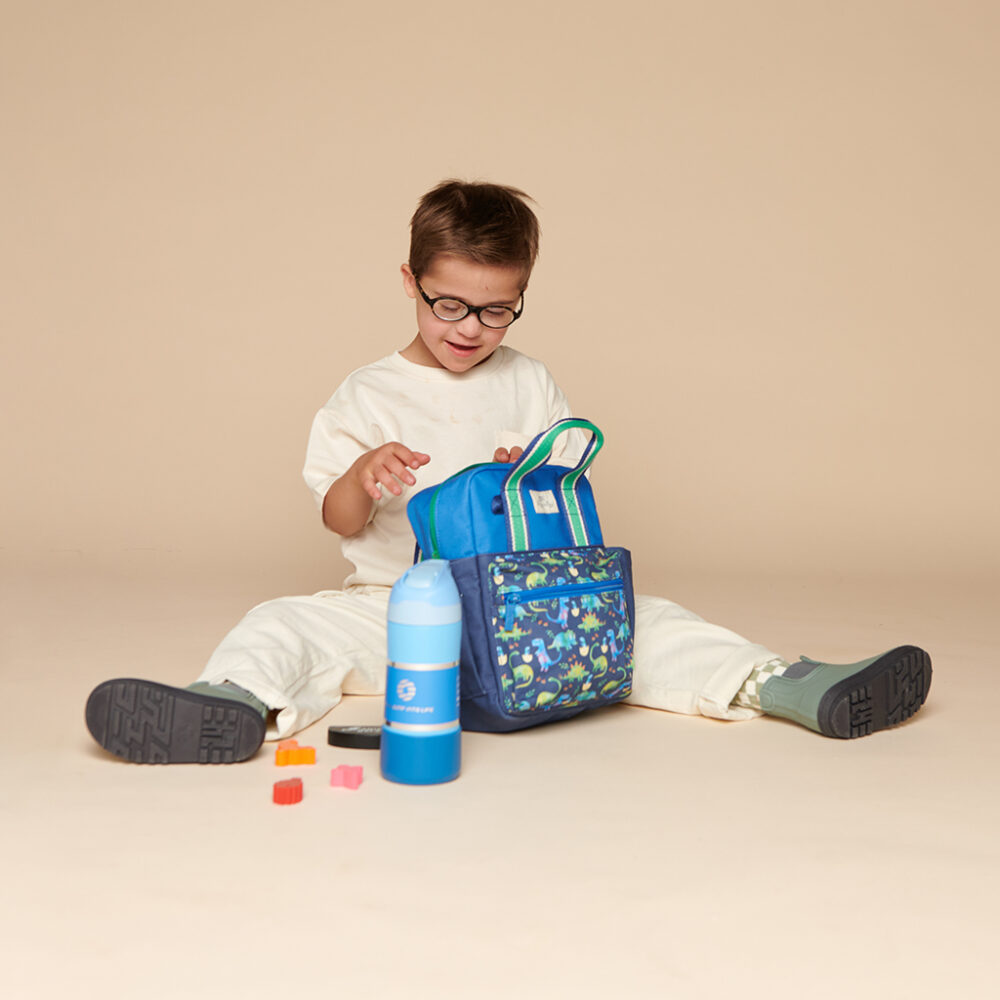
[2,561,997,999]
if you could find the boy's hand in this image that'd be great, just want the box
[322,442,431,536]
[493,446,524,464]
[354,443,431,500]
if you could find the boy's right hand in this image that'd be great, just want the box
[353,443,431,501]
[323,443,431,536]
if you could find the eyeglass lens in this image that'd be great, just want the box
[432,300,516,328]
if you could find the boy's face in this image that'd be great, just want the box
[400,255,524,373]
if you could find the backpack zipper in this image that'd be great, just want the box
[500,578,625,629]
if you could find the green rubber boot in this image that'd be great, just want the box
[85,678,267,764]
[758,645,932,738]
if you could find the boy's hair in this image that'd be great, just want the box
[409,180,540,288]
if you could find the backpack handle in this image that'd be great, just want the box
[502,418,604,551]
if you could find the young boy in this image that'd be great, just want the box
[85,180,932,763]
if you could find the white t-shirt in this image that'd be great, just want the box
[303,346,578,589]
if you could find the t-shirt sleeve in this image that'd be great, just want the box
[538,361,590,467]
[545,369,573,425]
[302,380,386,516]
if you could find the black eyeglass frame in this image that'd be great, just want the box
[413,276,525,329]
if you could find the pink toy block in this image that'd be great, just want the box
[275,739,316,767]
[330,765,364,790]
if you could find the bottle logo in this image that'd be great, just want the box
[396,678,417,702]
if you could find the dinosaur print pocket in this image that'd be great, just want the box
[487,547,634,717]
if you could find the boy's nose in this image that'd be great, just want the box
[454,314,483,338]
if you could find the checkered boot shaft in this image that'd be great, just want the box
[732,658,790,710]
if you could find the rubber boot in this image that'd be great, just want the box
[758,645,931,738]
[85,678,267,763]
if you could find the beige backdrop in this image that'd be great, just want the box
[3,0,998,593]
[3,8,999,996]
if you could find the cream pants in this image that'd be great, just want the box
[196,587,778,739]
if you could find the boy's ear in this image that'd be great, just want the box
[400,263,417,299]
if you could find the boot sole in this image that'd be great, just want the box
[817,645,932,738]
[85,678,265,763]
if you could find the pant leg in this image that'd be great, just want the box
[626,593,782,721]
[194,587,390,739]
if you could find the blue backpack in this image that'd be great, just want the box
[407,418,635,732]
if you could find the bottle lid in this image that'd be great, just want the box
[388,559,461,625]
[327,725,381,750]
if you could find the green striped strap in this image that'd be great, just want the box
[503,419,604,551]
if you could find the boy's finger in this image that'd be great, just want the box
[378,475,402,496]
[397,446,430,469]
[384,457,416,486]
[365,465,392,496]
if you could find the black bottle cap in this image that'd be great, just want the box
[327,725,381,750]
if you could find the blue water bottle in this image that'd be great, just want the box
[380,560,462,785]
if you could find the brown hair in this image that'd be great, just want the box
[408,180,540,288]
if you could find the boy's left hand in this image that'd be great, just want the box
[493,446,524,464]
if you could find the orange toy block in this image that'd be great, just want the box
[274,739,317,767]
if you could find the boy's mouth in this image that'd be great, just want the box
[445,341,479,358]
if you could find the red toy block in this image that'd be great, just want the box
[273,778,303,805]
[330,765,364,790]
[275,739,316,767]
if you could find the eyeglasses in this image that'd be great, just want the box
[414,276,524,330]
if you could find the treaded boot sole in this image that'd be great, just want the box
[85,678,266,763]
[817,645,932,739]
